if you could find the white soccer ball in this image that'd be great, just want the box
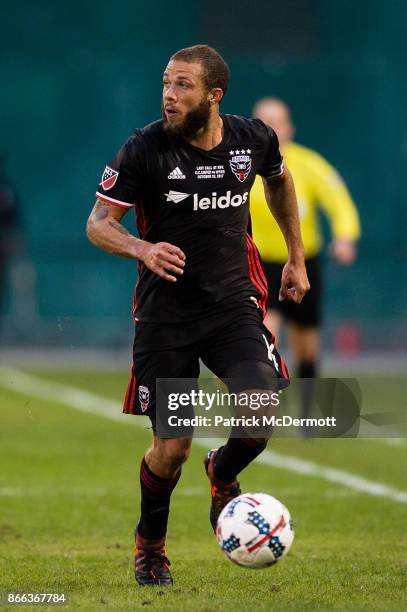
[216,493,294,568]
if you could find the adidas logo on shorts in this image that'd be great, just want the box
[168,166,186,179]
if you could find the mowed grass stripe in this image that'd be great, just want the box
[1,365,406,504]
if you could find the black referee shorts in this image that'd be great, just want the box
[263,255,321,327]
[123,307,289,431]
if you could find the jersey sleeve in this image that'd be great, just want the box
[308,152,361,241]
[95,130,146,209]
[255,120,285,178]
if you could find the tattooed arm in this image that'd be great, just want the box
[86,200,185,282]
[86,200,137,256]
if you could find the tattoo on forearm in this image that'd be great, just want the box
[109,220,130,236]
[93,202,109,222]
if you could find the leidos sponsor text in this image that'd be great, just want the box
[193,190,249,211]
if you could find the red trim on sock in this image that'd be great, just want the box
[140,459,181,494]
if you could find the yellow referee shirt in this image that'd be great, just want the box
[250,142,361,263]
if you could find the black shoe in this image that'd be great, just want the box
[134,533,173,586]
[204,448,241,533]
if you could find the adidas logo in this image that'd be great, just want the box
[168,166,186,179]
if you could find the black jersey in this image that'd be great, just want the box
[95,114,284,323]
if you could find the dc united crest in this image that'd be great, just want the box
[139,385,150,413]
[229,149,252,182]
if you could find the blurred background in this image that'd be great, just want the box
[1,0,406,367]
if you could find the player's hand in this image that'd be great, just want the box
[141,241,186,282]
[329,239,357,265]
[279,260,310,304]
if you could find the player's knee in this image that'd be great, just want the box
[161,437,192,469]
[226,360,278,387]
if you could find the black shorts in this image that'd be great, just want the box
[123,307,289,431]
[263,255,321,327]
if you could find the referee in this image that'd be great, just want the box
[250,98,361,427]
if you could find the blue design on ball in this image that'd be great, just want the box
[246,510,270,535]
[222,534,241,553]
[269,535,285,558]
[224,498,242,517]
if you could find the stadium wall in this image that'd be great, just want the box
[1,0,406,349]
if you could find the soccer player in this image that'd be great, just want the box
[251,98,361,429]
[87,46,309,586]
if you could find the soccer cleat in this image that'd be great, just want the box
[134,533,173,586]
[204,448,241,533]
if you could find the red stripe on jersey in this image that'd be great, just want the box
[123,367,135,414]
[246,236,267,316]
[247,234,269,315]
[246,236,263,290]
[246,236,267,294]
[247,234,269,293]
[246,239,266,313]
[129,366,137,414]
[247,256,266,315]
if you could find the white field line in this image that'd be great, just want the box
[0,485,205,498]
[0,365,123,421]
[375,438,407,447]
[0,487,108,497]
[1,366,406,504]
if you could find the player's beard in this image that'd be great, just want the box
[162,98,211,139]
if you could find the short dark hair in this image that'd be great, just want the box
[170,44,230,100]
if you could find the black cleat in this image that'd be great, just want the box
[134,533,173,586]
[204,448,241,533]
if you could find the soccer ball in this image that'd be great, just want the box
[216,493,294,568]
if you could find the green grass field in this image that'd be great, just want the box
[1,369,406,611]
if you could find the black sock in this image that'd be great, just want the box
[213,436,267,483]
[137,458,181,540]
[297,360,317,420]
